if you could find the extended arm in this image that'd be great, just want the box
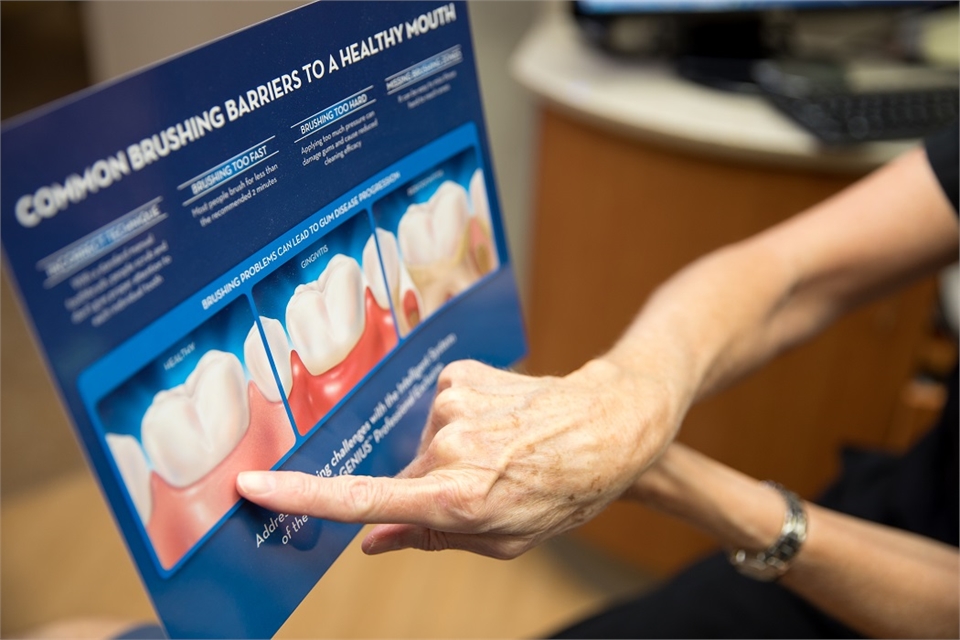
[238,146,958,559]
[630,442,960,638]
[603,145,958,405]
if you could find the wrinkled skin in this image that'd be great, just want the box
[237,358,683,559]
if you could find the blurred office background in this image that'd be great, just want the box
[2,1,957,637]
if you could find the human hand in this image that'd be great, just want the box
[237,358,685,559]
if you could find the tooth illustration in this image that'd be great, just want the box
[141,350,250,488]
[362,232,391,310]
[363,229,423,335]
[470,169,491,228]
[286,254,366,376]
[397,180,479,316]
[146,378,296,569]
[398,181,470,265]
[468,169,499,276]
[106,433,153,525]
[244,317,292,404]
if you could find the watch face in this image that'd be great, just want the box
[729,485,807,582]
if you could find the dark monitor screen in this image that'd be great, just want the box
[572,0,957,92]
[576,1,936,14]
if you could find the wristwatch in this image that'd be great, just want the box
[728,481,808,581]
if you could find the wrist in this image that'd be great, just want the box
[567,358,689,493]
[729,482,809,581]
[733,481,795,552]
[572,357,693,428]
[567,357,631,386]
[627,444,786,552]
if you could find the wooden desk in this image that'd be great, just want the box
[512,11,937,575]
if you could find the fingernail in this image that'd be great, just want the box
[237,471,276,496]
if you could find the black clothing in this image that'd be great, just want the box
[554,555,861,639]
[926,121,959,212]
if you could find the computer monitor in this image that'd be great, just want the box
[572,0,955,91]
[576,1,898,13]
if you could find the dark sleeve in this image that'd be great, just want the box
[924,120,959,215]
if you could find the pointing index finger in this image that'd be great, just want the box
[236,470,458,530]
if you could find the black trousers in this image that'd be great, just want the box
[551,553,861,639]
[553,376,959,639]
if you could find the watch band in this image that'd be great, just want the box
[728,481,808,582]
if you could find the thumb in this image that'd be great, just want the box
[363,523,526,560]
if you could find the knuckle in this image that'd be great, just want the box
[437,361,466,389]
[345,476,381,519]
[432,387,473,421]
[439,359,484,387]
[431,393,455,420]
[447,358,473,375]
[437,476,488,528]
[428,426,468,461]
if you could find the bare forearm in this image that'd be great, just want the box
[598,237,798,405]
[787,505,959,638]
[597,147,958,405]
[632,445,960,638]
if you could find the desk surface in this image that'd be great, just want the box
[510,9,916,174]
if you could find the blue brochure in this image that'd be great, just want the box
[1,3,526,637]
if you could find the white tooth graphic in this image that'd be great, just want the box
[468,168,499,274]
[397,181,470,265]
[363,232,392,310]
[286,254,366,376]
[469,169,492,228]
[106,433,153,525]
[363,229,424,335]
[244,317,292,404]
[141,350,250,488]
[397,180,479,316]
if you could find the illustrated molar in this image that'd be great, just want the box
[469,169,491,229]
[106,433,153,525]
[244,317,292,403]
[397,181,478,316]
[285,255,367,377]
[141,350,250,488]
[146,378,294,569]
[398,181,470,265]
[468,169,498,276]
[363,228,423,336]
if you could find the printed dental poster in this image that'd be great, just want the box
[0,3,526,637]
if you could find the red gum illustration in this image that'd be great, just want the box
[145,289,397,569]
[146,383,294,570]
[287,289,398,435]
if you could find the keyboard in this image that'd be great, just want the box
[765,89,959,145]
[754,60,959,145]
